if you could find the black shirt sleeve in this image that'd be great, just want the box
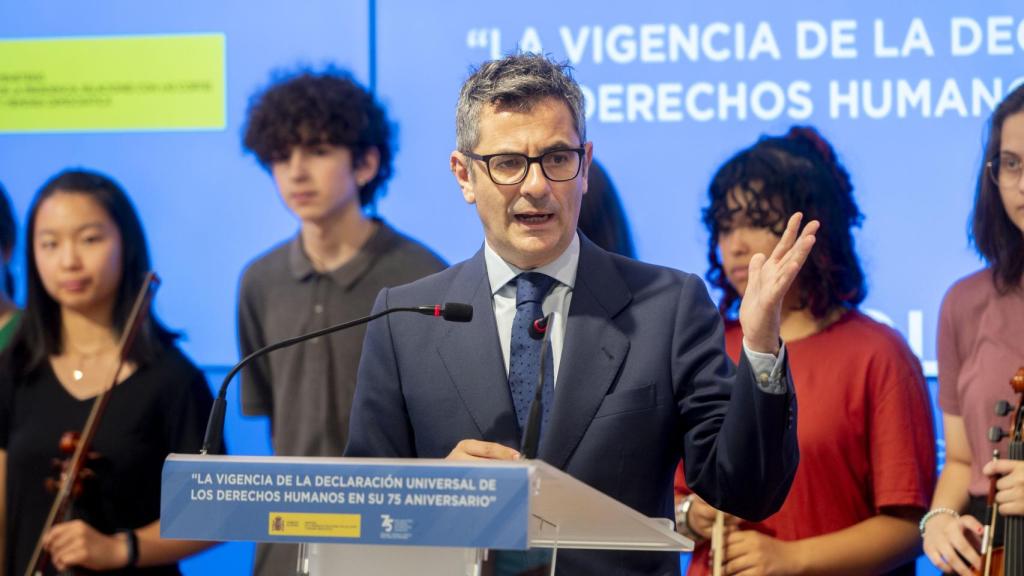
[159,349,215,455]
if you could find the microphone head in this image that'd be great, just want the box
[441,302,473,322]
[528,316,549,340]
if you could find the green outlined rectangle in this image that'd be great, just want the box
[0,34,225,133]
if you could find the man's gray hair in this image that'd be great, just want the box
[455,53,586,153]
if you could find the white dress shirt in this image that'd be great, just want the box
[483,233,786,393]
[484,234,579,382]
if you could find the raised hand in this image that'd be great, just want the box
[738,213,819,354]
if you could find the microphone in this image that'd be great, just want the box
[520,313,552,460]
[200,302,473,455]
[414,302,473,322]
[528,315,549,340]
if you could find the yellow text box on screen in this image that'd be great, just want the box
[0,34,225,132]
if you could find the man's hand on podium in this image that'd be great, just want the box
[446,439,520,461]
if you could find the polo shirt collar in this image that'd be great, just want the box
[287,218,399,289]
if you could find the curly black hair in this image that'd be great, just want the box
[703,126,866,319]
[242,67,394,207]
[971,82,1024,293]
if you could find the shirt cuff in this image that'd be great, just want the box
[742,340,787,395]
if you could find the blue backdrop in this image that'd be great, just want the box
[3,1,1023,573]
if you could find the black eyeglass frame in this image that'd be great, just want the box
[462,147,587,185]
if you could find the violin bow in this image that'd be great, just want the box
[24,272,159,576]
[712,509,725,576]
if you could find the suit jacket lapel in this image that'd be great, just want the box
[436,248,520,446]
[540,237,631,469]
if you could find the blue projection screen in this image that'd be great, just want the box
[0,2,370,572]
[375,1,1024,378]
[1,1,1023,574]
[0,0,370,367]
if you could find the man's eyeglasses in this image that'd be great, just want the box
[987,153,1023,188]
[463,148,586,185]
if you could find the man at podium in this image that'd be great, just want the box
[346,53,814,575]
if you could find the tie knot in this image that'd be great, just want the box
[515,272,556,306]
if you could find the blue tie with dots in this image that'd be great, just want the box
[508,272,557,435]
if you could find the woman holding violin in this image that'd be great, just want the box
[922,83,1024,575]
[0,169,214,575]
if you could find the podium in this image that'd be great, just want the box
[161,454,690,575]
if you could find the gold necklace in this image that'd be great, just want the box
[65,343,118,382]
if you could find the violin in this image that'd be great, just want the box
[978,367,1024,576]
[24,273,159,576]
[44,432,100,501]
[41,433,104,576]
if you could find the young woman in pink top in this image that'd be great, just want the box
[921,83,1024,575]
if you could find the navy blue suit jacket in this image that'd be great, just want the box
[347,236,798,575]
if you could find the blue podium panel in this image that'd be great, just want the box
[161,455,530,550]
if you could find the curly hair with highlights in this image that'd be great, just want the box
[243,68,394,207]
[703,126,866,319]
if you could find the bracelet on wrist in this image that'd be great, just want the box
[120,529,139,568]
[919,507,959,538]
